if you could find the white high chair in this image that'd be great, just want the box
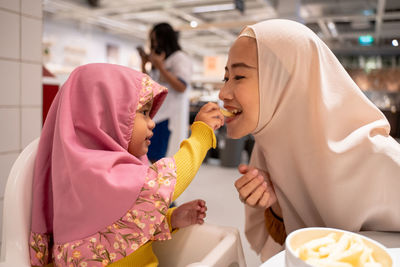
[153,223,246,267]
[0,138,246,267]
[0,138,39,267]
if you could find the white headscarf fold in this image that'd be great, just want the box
[242,19,400,262]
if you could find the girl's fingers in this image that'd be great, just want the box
[199,199,206,207]
[201,102,219,112]
[203,109,224,121]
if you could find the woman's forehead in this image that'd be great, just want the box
[228,37,258,67]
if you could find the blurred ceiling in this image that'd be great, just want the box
[43,0,400,59]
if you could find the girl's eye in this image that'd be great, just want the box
[141,109,150,116]
[222,77,228,82]
[234,75,245,80]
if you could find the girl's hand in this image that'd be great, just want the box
[194,102,224,130]
[171,199,207,229]
[234,164,277,209]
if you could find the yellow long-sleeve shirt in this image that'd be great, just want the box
[109,121,216,267]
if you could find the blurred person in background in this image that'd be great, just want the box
[138,22,193,163]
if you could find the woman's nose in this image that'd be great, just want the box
[219,84,231,101]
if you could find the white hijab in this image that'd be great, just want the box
[242,19,400,261]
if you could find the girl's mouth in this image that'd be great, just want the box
[145,135,152,145]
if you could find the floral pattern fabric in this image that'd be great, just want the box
[30,158,177,267]
[137,75,167,113]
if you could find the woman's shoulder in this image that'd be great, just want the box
[168,50,191,61]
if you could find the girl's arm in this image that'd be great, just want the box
[172,121,216,201]
[151,102,223,201]
[154,102,223,201]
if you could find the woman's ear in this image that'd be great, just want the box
[238,27,256,38]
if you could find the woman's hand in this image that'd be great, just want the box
[149,51,165,70]
[234,164,277,209]
[171,199,207,229]
[194,102,224,130]
[137,47,149,63]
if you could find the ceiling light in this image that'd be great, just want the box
[190,21,198,28]
[392,39,399,47]
[192,4,235,13]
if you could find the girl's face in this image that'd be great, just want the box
[128,101,155,158]
[219,37,259,139]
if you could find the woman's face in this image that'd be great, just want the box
[150,31,157,52]
[219,37,259,139]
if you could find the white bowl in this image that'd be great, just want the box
[285,227,393,267]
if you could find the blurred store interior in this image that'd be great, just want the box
[1,0,400,266]
[40,0,400,138]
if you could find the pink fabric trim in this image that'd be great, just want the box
[30,158,177,267]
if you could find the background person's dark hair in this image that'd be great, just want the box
[151,22,181,58]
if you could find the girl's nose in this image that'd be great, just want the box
[148,118,155,130]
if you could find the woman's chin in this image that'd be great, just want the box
[226,128,246,139]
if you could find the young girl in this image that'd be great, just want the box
[30,63,224,266]
[219,19,400,261]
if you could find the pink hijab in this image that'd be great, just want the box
[31,63,167,244]
[241,20,400,261]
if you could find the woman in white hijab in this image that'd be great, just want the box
[219,19,400,262]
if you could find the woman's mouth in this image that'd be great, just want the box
[223,107,242,123]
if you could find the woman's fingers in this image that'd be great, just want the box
[257,191,271,208]
[244,181,266,206]
[234,168,259,189]
[238,174,264,201]
[238,164,249,174]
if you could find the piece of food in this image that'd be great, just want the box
[220,108,235,117]
[295,233,382,267]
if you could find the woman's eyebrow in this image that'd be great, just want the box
[226,62,257,70]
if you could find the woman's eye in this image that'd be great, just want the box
[234,75,245,80]
[222,77,228,82]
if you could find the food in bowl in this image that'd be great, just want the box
[285,228,393,267]
[297,232,381,266]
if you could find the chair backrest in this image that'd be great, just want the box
[0,138,39,267]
